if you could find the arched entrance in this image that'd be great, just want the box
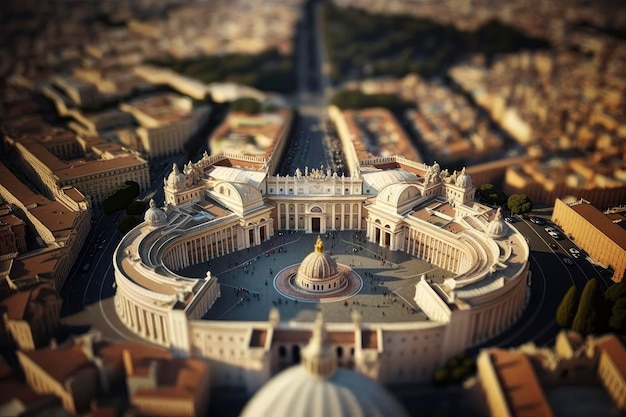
[312,217,321,232]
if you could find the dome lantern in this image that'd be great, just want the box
[301,312,336,378]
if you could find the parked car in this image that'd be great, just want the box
[569,248,581,258]
[563,257,574,266]
[505,217,517,223]
[529,216,546,225]
[549,231,564,240]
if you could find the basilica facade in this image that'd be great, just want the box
[113,153,530,392]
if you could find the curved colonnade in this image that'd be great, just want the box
[112,156,530,388]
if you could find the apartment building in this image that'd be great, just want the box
[3,129,149,208]
[16,333,211,417]
[0,278,61,351]
[0,204,27,260]
[123,349,211,417]
[552,198,626,282]
[17,339,100,414]
[0,161,90,289]
[477,331,626,416]
[120,93,210,159]
[504,156,626,211]
[329,105,423,177]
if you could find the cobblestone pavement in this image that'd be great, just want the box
[181,231,453,324]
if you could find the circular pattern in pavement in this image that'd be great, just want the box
[274,264,363,303]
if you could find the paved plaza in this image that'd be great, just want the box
[181,231,455,324]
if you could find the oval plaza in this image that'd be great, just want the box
[113,153,530,392]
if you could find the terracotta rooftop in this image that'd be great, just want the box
[272,329,310,344]
[134,358,208,400]
[0,290,31,321]
[8,251,61,282]
[595,335,626,382]
[10,133,146,181]
[0,213,24,227]
[327,331,355,345]
[0,377,40,407]
[61,187,86,203]
[20,341,94,384]
[94,339,171,371]
[489,349,555,417]
[570,201,626,249]
[0,162,80,236]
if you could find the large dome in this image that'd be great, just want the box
[239,314,409,417]
[298,237,338,280]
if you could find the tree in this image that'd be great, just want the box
[605,281,626,303]
[330,89,412,110]
[433,368,449,386]
[126,199,147,216]
[609,298,626,333]
[556,286,579,328]
[572,278,602,334]
[507,194,533,214]
[231,97,262,114]
[117,214,141,235]
[102,181,140,214]
[478,184,507,206]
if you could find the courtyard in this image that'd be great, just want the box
[181,231,455,324]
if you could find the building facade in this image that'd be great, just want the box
[1,280,62,351]
[552,198,626,282]
[3,130,149,209]
[113,154,530,392]
[0,162,91,289]
[119,93,210,159]
[477,331,626,416]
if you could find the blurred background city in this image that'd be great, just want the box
[1,0,625,416]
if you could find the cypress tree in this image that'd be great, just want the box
[556,285,579,328]
[571,278,601,335]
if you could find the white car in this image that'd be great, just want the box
[569,248,581,258]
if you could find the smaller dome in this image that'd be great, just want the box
[144,199,166,227]
[487,208,507,238]
[455,167,473,189]
[166,163,186,191]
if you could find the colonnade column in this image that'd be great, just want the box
[341,204,345,230]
